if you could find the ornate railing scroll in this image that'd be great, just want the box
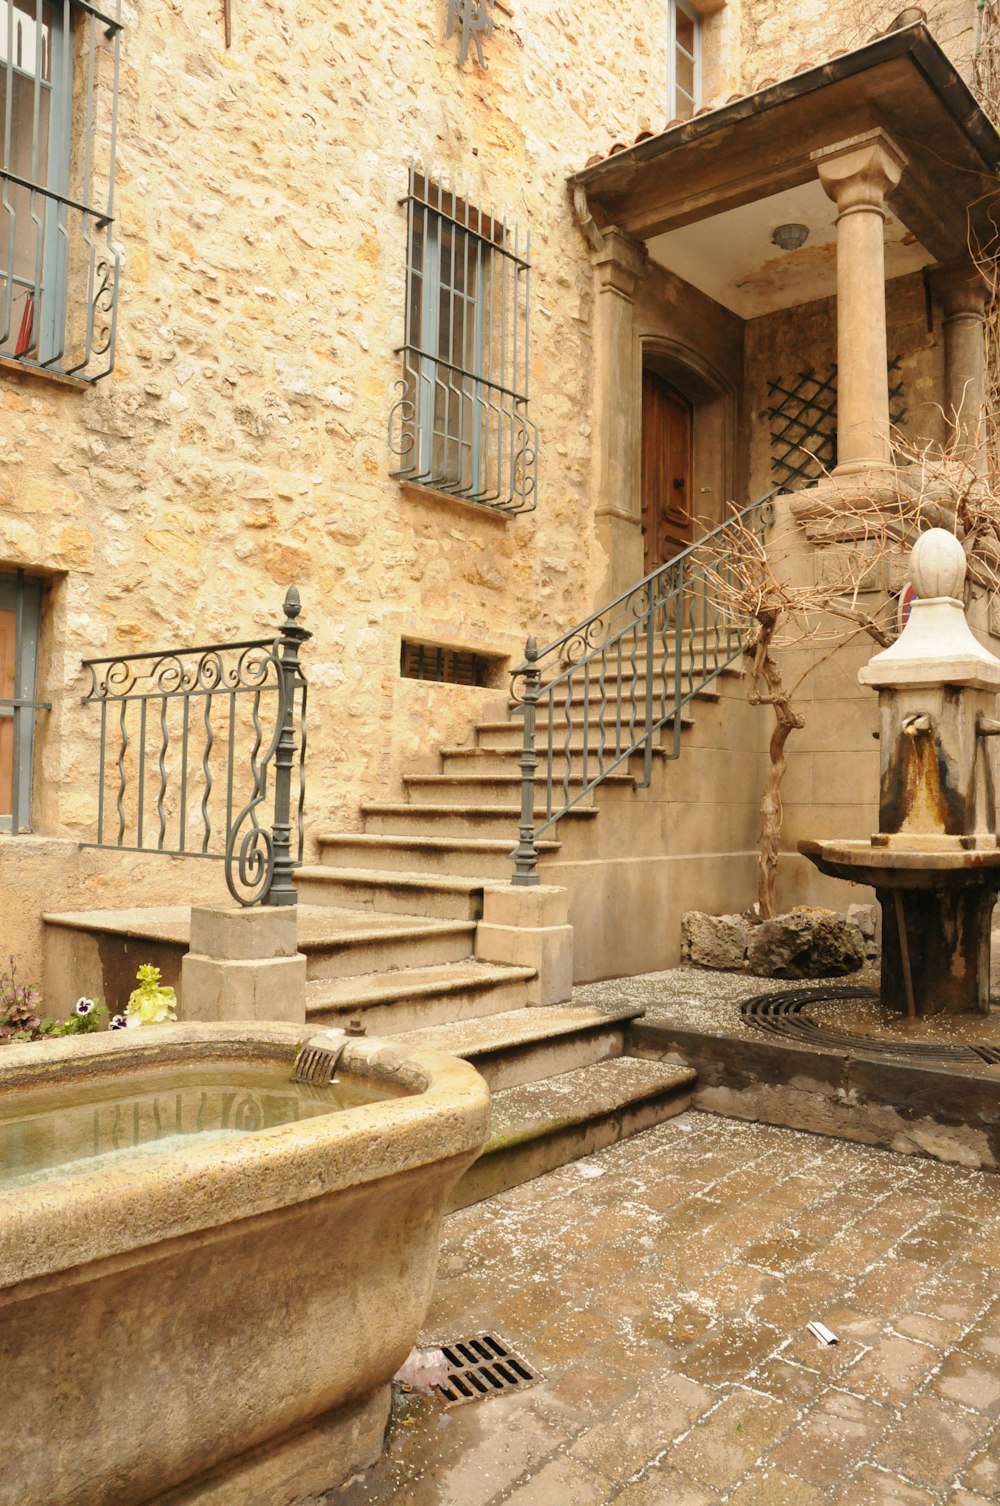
[509,492,779,885]
[81,589,309,906]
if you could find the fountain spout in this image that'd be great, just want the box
[799,528,1000,1017]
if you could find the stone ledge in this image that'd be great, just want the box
[397,479,512,528]
[0,354,89,391]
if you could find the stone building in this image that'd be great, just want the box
[1,0,997,1006]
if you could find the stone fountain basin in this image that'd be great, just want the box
[798,839,1000,891]
[0,1022,491,1506]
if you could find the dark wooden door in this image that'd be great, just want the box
[641,371,693,574]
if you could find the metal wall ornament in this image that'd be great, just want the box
[81,589,309,907]
[445,0,495,67]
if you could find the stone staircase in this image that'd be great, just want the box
[44,635,738,1202]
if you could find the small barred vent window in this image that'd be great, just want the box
[400,640,500,687]
[389,165,538,515]
[1,0,122,382]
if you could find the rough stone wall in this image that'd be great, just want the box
[8,0,751,985]
[737,0,978,93]
[2,0,676,965]
[0,0,987,984]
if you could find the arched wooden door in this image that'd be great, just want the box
[641,370,693,574]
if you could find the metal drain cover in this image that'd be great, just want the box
[435,1333,541,1406]
[741,986,1000,1067]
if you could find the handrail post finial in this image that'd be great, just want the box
[511,635,541,886]
[265,587,310,907]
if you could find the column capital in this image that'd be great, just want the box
[929,258,988,322]
[590,226,648,299]
[813,129,907,216]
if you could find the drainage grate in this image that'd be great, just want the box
[741,986,1000,1067]
[434,1333,541,1406]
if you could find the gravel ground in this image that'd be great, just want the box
[573,965,883,1037]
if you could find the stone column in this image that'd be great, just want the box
[930,260,988,469]
[814,130,907,475]
[588,225,648,601]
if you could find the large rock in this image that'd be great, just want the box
[847,902,880,961]
[681,912,751,971]
[747,907,865,979]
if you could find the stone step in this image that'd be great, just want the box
[361,802,600,840]
[402,771,635,807]
[437,744,674,778]
[512,655,741,702]
[450,1057,697,1209]
[299,912,479,983]
[43,904,480,1001]
[305,960,536,1034]
[314,832,560,880]
[474,711,696,752]
[295,865,492,921]
[394,1003,644,1092]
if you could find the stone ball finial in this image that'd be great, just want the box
[910,528,966,601]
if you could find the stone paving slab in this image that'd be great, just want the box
[321,1112,1000,1506]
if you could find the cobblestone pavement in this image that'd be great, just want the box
[326,1113,1000,1506]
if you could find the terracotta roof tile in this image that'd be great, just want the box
[581,44,866,169]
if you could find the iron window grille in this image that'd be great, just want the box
[1,0,122,381]
[767,359,907,489]
[0,570,46,833]
[669,0,700,121]
[389,166,538,514]
[399,639,501,686]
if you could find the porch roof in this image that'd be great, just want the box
[570,23,1000,267]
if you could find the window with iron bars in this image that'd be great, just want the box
[389,168,538,514]
[0,571,45,833]
[668,0,700,121]
[1,0,122,381]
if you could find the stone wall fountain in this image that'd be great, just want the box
[800,528,1000,1019]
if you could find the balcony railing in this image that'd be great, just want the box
[81,588,309,906]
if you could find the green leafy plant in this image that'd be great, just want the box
[123,964,177,1028]
[46,997,108,1036]
[0,955,43,1039]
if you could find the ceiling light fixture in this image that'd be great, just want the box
[771,223,809,252]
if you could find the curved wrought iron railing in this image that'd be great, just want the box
[81,588,309,906]
[509,490,779,884]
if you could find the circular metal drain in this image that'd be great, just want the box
[740,986,1000,1067]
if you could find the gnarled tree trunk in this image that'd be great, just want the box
[747,613,805,920]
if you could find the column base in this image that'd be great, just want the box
[877,885,997,1018]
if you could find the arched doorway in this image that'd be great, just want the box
[641,370,693,573]
[639,342,736,574]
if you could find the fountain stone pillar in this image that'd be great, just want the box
[800,529,1000,1017]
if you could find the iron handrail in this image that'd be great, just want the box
[509,489,780,884]
[80,588,309,907]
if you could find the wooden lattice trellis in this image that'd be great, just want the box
[767,358,906,489]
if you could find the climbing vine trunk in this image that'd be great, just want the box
[748,614,805,920]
